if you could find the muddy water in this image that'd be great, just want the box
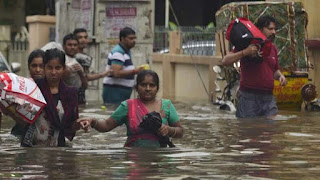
[1,102,320,179]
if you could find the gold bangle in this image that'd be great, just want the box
[171,127,176,138]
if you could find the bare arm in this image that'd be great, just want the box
[77,117,118,132]
[86,70,111,81]
[111,64,144,78]
[63,64,88,88]
[222,44,259,66]
[63,66,71,79]
[74,65,88,89]
[274,69,287,86]
[0,103,28,127]
[222,51,243,66]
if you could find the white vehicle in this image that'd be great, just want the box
[0,52,21,73]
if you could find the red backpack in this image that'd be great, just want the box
[226,17,272,60]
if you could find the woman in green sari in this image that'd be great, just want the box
[78,70,183,147]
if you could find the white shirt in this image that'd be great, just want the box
[64,55,84,88]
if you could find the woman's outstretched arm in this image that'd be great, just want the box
[77,117,118,132]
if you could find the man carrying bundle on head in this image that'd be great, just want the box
[222,15,287,118]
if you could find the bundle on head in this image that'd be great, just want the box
[226,17,272,63]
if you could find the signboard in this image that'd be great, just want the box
[105,6,137,38]
[274,75,308,109]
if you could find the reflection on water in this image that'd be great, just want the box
[1,102,320,179]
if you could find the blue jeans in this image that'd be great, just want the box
[236,90,278,118]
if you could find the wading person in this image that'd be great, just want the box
[10,49,45,137]
[102,27,143,105]
[222,15,287,118]
[27,49,45,80]
[73,28,110,104]
[62,33,88,103]
[78,70,183,148]
[20,48,80,147]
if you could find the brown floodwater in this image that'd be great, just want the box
[1,102,320,179]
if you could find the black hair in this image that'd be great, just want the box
[28,49,45,67]
[256,15,276,29]
[63,33,78,45]
[73,28,87,36]
[44,48,66,67]
[119,27,136,41]
[136,70,160,90]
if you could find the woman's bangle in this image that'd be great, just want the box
[132,69,137,74]
[171,127,176,138]
[91,119,98,129]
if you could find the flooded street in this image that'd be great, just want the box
[1,102,320,179]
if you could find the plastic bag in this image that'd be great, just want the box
[0,73,46,124]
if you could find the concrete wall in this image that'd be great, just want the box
[56,0,155,102]
[26,15,56,52]
[175,64,210,102]
[151,30,220,103]
[152,53,220,103]
[94,0,154,63]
